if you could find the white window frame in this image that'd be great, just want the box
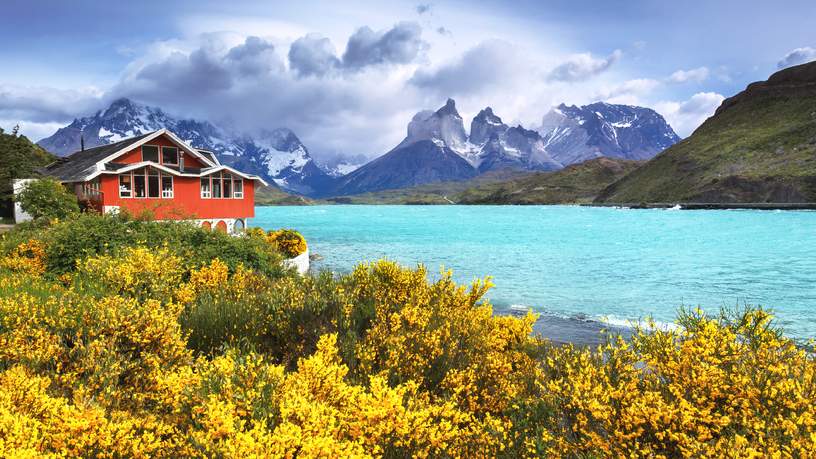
[161,174,174,198]
[119,174,132,198]
[200,177,211,199]
[233,178,244,199]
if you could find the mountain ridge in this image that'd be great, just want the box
[37,98,333,195]
[596,61,816,204]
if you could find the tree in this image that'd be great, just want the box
[15,178,79,221]
[0,128,56,218]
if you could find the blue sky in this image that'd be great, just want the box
[2,0,815,159]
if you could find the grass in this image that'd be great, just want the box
[320,169,534,204]
[454,157,641,204]
[598,65,816,203]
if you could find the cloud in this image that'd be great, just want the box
[593,78,660,102]
[288,34,341,77]
[546,50,622,82]
[409,41,524,97]
[0,84,104,124]
[224,36,281,76]
[106,32,424,159]
[436,26,452,36]
[287,22,426,77]
[342,22,426,70]
[777,47,816,69]
[416,4,431,14]
[655,92,724,137]
[667,66,709,83]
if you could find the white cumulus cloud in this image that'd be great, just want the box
[655,92,724,137]
[667,67,710,83]
[777,47,816,69]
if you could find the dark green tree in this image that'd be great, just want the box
[0,126,57,218]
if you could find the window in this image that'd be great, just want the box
[200,177,211,198]
[134,169,146,198]
[161,174,174,198]
[223,173,232,198]
[162,146,178,165]
[212,174,222,198]
[142,145,159,162]
[148,168,160,198]
[233,179,243,198]
[234,219,245,233]
[119,175,132,198]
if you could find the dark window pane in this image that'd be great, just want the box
[142,145,159,162]
[134,173,146,198]
[148,174,159,198]
[162,147,178,164]
[212,176,221,198]
[223,176,232,198]
[200,177,211,198]
[233,179,243,197]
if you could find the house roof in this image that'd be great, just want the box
[40,129,267,186]
[42,133,153,182]
[196,149,220,166]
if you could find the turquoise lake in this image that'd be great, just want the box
[253,205,816,341]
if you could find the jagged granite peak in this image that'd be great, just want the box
[36,98,332,196]
[538,102,681,165]
[476,123,562,173]
[397,98,470,154]
[469,106,508,146]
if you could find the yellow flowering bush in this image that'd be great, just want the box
[256,228,308,258]
[76,246,184,302]
[537,309,816,458]
[0,215,814,457]
[0,239,46,275]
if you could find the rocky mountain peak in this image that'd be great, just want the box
[469,106,508,146]
[538,102,680,165]
[436,98,460,117]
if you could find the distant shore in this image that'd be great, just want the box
[585,202,816,210]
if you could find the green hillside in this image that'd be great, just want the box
[597,61,816,204]
[455,157,641,204]
[255,185,313,206]
[0,126,57,218]
[323,169,532,204]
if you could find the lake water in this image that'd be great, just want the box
[253,205,816,343]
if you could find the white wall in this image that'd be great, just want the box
[12,179,35,223]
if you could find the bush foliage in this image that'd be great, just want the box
[0,213,813,457]
[14,177,79,221]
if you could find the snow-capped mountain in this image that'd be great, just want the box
[468,107,561,173]
[330,99,477,196]
[538,102,681,165]
[317,154,369,177]
[331,99,565,196]
[37,98,332,195]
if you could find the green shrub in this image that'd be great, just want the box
[14,178,79,221]
[1,213,289,277]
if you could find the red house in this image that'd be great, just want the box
[42,129,267,233]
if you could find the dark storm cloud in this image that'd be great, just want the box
[408,41,519,97]
[288,34,342,77]
[287,22,426,78]
[342,22,425,70]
